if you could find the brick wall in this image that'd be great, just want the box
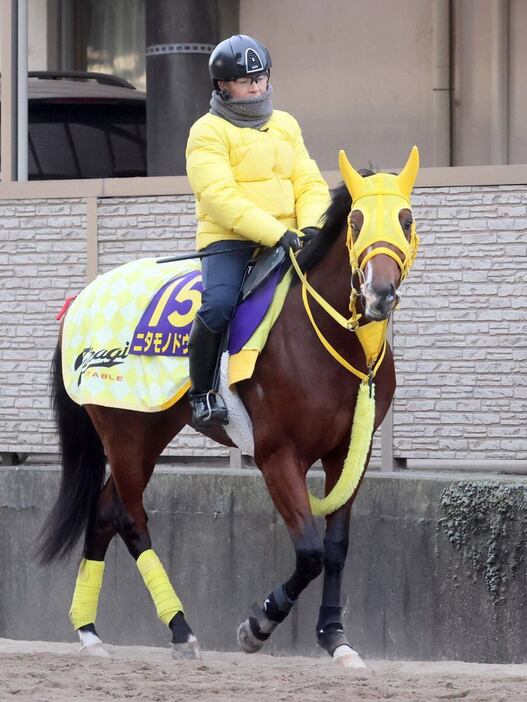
[0,199,87,453]
[1,186,525,459]
[397,186,526,459]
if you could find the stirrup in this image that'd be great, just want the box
[190,390,229,428]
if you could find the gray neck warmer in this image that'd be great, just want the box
[209,85,273,130]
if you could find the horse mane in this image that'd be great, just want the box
[294,169,375,279]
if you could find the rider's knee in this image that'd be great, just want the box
[199,282,240,333]
[198,300,233,333]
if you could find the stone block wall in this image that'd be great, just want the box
[398,186,527,460]
[1,185,525,459]
[0,199,87,453]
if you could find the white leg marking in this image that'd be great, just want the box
[78,629,110,657]
[171,634,202,660]
[332,644,368,670]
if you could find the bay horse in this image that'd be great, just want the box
[38,147,420,668]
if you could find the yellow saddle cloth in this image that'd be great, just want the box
[62,258,290,412]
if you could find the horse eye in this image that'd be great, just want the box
[404,219,413,230]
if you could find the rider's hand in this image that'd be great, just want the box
[301,227,320,243]
[278,230,302,253]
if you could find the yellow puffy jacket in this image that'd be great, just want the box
[186,110,330,250]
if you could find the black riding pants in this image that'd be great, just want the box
[198,240,255,333]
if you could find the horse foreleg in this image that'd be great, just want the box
[317,447,368,670]
[238,446,324,653]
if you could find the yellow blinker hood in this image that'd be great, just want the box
[338,146,420,277]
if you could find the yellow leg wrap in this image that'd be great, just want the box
[69,558,105,630]
[136,549,184,625]
[309,382,376,517]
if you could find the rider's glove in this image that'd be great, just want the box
[301,227,320,243]
[278,230,302,253]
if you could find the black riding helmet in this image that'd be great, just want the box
[209,35,272,89]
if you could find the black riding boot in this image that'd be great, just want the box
[188,315,228,428]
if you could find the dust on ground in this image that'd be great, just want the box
[1,638,526,701]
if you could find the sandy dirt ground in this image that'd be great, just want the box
[1,638,527,702]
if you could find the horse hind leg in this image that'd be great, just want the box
[70,477,120,657]
[141,405,200,658]
[72,475,140,656]
[73,477,199,659]
[72,404,200,659]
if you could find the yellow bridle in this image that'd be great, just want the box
[298,146,421,517]
[291,146,421,382]
[346,187,419,282]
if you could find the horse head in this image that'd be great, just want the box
[339,146,420,321]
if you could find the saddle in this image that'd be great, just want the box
[228,247,289,356]
[241,246,286,301]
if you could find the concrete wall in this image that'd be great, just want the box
[1,465,527,663]
[1,185,525,460]
[453,0,527,166]
[509,0,527,164]
[241,0,436,170]
[241,0,527,168]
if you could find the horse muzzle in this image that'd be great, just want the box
[361,282,399,321]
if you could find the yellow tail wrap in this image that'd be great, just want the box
[136,549,184,625]
[308,382,376,517]
[69,558,105,630]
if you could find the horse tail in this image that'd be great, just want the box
[38,343,105,563]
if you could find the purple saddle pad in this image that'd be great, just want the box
[228,265,284,355]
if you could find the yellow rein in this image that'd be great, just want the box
[288,248,386,381]
[288,244,362,331]
[302,281,387,382]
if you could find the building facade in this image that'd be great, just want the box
[0,0,526,470]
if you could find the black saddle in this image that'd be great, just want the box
[241,246,286,302]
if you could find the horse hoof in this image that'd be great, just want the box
[332,645,368,671]
[237,619,264,654]
[79,642,111,658]
[171,635,202,660]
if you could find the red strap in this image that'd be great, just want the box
[56,295,77,321]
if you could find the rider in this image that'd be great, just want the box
[185,34,330,428]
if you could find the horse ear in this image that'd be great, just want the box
[339,150,365,200]
[397,145,420,197]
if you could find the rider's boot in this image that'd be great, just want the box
[188,314,228,428]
